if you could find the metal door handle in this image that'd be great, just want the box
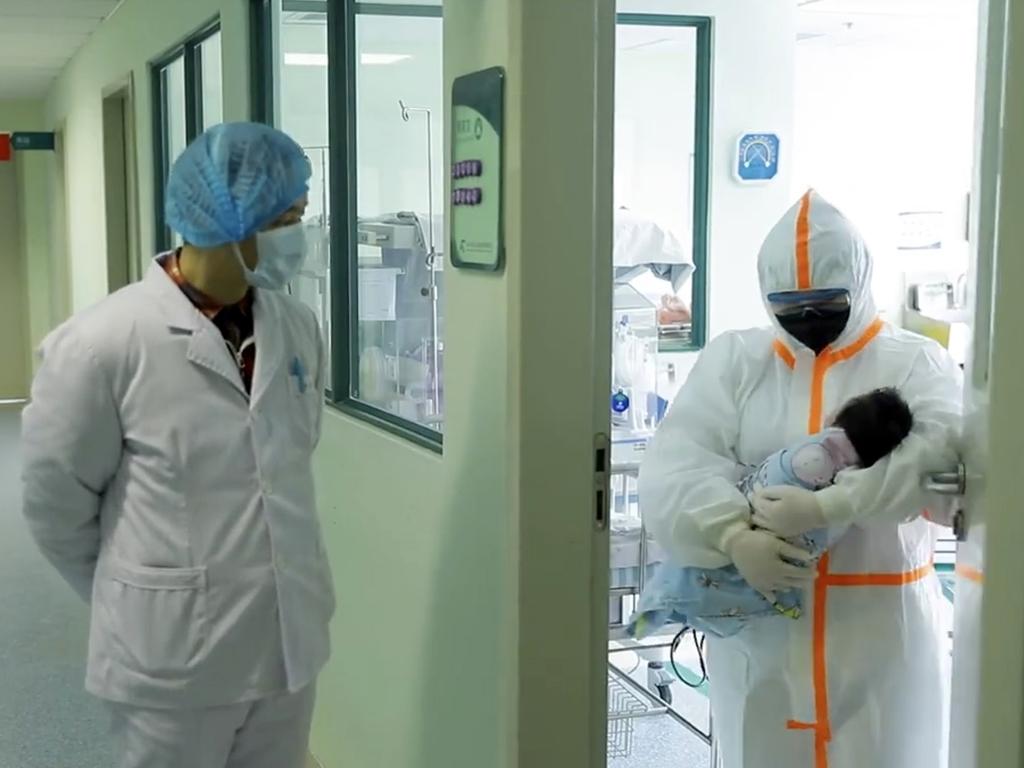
[923,463,967,496]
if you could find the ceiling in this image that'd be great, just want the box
[797,0,977,45]
[0,0,120,100]
[0,0,979,100]
[798,0,969,11]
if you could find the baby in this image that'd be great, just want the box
[628,387,914,639]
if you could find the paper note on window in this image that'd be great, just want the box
[358,268,399,321]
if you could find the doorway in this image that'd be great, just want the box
[0,151,28,400]
[102,80,137,292]
[603,1,979,766]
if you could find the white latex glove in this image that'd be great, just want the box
[751,486,827,538]
[722,527,815,603]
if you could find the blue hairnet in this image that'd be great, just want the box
[165,122,311,247]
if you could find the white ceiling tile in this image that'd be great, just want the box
[0,0,118,20]
[0,0,119,97]
[0,34,91,60]
[0,15,106,35]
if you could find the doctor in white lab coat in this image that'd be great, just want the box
[21,123,334,768]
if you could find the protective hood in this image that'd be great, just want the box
[758,190,876,350]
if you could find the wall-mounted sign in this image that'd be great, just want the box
[0,134,10,162]
[736,132,780,183]
[450,67,505,271]
[897,210,943,251]
[11,132,55,151]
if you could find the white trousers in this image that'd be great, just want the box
[106,685,316,768]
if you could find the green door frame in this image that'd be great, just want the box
[616,13,713,353]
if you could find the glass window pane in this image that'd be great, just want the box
[614,24,699,349]
[354,13,444,432]
[164,57,187,161]
[280,10,332,390]
[200,31,224,130]
[163,55,187,248]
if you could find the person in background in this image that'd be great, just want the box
[21,122,333,768]
[640,190,962,768]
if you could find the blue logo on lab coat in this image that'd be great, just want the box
[736,133,780,182]
[290,356,309,394]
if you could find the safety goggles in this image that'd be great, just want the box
[767,288,851,317]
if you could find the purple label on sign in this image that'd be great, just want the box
[451,187,485,206]
[453,160,485,179]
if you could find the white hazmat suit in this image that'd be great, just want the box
[641,190,961,768]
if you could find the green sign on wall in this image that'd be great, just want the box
[450,67,505,272]
[11,132,55,151]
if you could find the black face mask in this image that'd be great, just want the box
[775,305,851,355]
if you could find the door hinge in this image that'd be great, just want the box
[594,433,610,530]
[952,508,967,542]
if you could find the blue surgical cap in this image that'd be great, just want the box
[165,122,311,247]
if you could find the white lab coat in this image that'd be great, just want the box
[21,262,335,709]
[641,191,961,768]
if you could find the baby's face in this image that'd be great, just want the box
[790,445,836,488]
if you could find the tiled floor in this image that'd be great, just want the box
[0,409,113,768]
[0,402,955,768]
[608,640,711,768]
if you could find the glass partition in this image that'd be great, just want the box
[352,11,444,431]
[199,31,224,130]
[259,0,444,445]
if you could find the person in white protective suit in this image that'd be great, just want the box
[21,123,333,768]
[640,189,962,768]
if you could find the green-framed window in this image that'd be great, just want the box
[252,0,445,449]
[248,4,712,448]
[615,14,712,354]
[151,20,224,252]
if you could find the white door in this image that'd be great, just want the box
[948,0,1024,764]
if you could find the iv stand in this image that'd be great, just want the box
[399,100,442,420]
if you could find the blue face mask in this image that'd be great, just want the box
[232,221,308,290]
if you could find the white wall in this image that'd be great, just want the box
[619,0,798,392]
[0,99,49,393]
[792,6,979,320]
